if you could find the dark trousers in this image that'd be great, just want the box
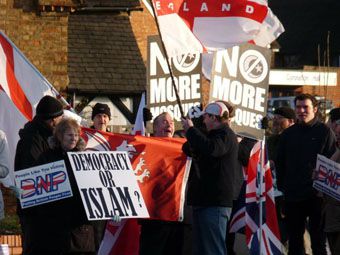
[139,221,192,255]
[285,197,326,255]
[327,232,340,255]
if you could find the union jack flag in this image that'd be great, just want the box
[230,141,282,255]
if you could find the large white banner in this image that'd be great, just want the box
[14,160,72,208]
[313,154,340,201]
[68,151,149,220]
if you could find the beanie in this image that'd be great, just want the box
[92,103,111,120]
[329,108,340,122]
[274,106,296,120]
[36,95,63,120]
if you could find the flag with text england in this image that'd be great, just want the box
[151,0,284,58]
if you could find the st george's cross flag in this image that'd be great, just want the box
[0,31,60,182]
[149,0,284,79]
[150,0,284,57]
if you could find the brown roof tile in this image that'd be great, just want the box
[68,13,146,94]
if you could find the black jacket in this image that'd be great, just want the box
[183,125,239,207]
[15,116,53,172]
[37,141,95,253]
[276,118,336,202]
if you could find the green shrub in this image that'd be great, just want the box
[0,214,21,234]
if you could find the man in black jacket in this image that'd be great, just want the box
[276,94,336,255]
[15,95,64,255]
[182,102,239,255]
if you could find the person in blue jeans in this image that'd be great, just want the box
[182,102,240,255]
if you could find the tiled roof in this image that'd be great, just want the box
[67,13,146,94]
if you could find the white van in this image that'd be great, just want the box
[267,96,333,115]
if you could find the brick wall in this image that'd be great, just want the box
[300,66,340,107]
[0,0,69,92]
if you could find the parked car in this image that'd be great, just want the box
[267,96,333,115]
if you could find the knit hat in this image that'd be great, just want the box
[204,102,229,116]
[274,106,296,120]
[92,103,111,120]
[329,108,340,122]
[36,95,63,120]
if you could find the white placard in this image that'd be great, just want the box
[14,160,72,208]
[313,154,340,201]
[68,151,149,220]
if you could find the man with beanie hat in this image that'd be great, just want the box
[14,95,64,255]
[266,106,296,250]
[90,102,112,251]
[91,103,111,132]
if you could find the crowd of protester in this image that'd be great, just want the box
[0,93,339,255]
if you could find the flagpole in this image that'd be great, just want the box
[0,31,74,112]
[149,1,185,118]
[258,139,265,255]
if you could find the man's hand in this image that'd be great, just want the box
[181,118,193,132]
[112,215,121,223]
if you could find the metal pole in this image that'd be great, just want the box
[257,139,265,254]
[149,1,185,118]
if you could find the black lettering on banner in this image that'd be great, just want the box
[71,154,82,171]
[99,171,116,187]
[78,154,89,170]
[83,153,95,170]
[80,188,96,219]
[99,153,108,170]
[96,187,112,218]
[92,154,101,170]
[88,188,104,219]
[103,153,114,170]
[110,153,119,170]
[117,186,137,216]
[117,153,130,170]
[107,187,125,216]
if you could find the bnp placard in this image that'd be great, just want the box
[14,160,72,209]
[209,44,271,140]
[68,151,149,220]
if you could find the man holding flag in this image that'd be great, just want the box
[139,111,192,255]
[182,102,239,255]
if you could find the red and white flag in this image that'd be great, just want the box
[99,94,146,255]
[150,0,284,78]
[85,128,190,255]
[96,95,190,255]
[151,0,284,56]
[0,32,60,181]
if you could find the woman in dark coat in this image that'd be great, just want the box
[32,118,95,254]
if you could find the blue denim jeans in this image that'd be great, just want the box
[192,206,232,255]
